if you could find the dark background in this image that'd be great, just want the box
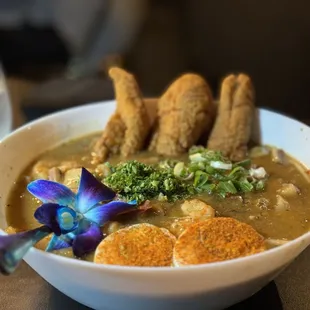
[126,0,310,120]
[1,0,310,122]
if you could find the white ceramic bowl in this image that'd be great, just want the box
[0,101,310,310]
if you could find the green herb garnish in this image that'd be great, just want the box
[103,146,268,204]
[186,146,268,198]
[104,161,193,204]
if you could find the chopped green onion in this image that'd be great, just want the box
[236,178,254,192]
[199,183,216,194]
[205,166,216,174]
[210,161,232,170]
[256,180,266,190]
[216,181,237,197]
[228,166,245,178]
[194,171,209,187]
[233,159,251,168]
[189,153,207,162]
[218,180,237,193]
[173,162,185,177]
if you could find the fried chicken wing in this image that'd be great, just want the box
[207,73,255,161]
[93,67,150,162]
[149,73,215,156]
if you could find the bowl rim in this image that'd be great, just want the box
[1,100,310,273]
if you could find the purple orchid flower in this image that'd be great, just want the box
[27,167,135,257]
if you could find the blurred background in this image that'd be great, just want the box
[1,0,310,129]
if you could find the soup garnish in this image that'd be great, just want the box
[103,147,268,204]
[104,160,193,204]
[26,168,135,257]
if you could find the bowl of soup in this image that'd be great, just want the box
[1,68,310,310]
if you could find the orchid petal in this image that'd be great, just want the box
[46,234,73,252]
[75,168,116,214]
[27,180,75,207]
[72,223,103,257]
[84,201,136,226]
[34,203,62,236]
[73,218,89,235]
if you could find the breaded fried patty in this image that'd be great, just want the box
[93,67,151,163]
[207,73,254,161]
[94,223,175,267]
[173,218,266,266]
[149,73,215,156]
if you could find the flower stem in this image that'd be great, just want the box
[0,225,52,275]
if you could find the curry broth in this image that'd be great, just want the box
[5,133,310,259]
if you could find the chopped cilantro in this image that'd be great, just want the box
[104,161,193,204]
